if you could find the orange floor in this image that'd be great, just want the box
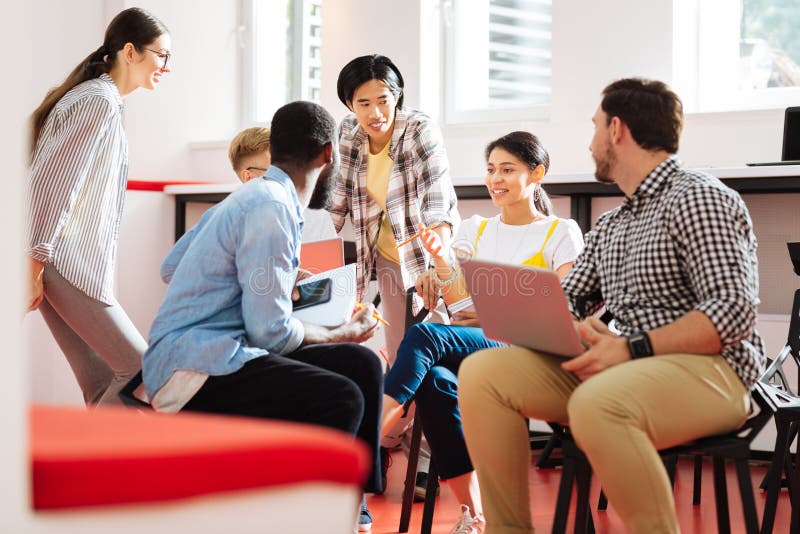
[366,449,794,533]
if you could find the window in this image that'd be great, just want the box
[674,0,800,113]
[242,0,322,125]
[444,0,552,124]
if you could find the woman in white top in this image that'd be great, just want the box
[26,7,171,405]
[382,131,584,533]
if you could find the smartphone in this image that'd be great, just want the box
[293,278,333,310]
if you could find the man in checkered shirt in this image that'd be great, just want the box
[458,78,766,534]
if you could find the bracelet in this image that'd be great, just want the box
[432,265,459,287]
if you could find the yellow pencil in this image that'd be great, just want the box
[395,222,445,249]
[354,301,390,326]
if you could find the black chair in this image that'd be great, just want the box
[758,340,800,534]
[551,382,775,534]
[395,288,439,534]
[758,244,800,534]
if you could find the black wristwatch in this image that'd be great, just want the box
[627,331,654,359]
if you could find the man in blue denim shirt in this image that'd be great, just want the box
[141,102,383,530]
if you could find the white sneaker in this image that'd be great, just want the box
[450,504,482,534]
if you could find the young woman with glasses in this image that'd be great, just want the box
[26,7,171,405]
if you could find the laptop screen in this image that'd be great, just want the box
[783,107,800,161]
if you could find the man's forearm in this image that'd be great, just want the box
[648,310,722,356]
[300,321,353,346]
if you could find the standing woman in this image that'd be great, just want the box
[330,54,460,365]
[27,8,171,405]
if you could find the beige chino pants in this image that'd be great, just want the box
[458,347,750,534]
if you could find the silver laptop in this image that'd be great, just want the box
[460,258,584,357]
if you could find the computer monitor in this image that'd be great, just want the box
[782,107,800,162]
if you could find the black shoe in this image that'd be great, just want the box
[413,471,440,502]
[374,446,391,495]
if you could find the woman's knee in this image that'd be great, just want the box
[397,323,438,360]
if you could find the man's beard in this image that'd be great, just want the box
[593,144,616,184]
[307,154,340,210]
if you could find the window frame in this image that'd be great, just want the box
[240,0,321,127]
[442,0,552,125]
[673,0,800,114]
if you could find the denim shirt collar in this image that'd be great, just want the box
[264,165,304,228]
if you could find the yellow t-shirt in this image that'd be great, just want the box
[366,140,400,264]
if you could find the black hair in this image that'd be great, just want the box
[269,101,338,166]
[336,54,404,109]
[31,7,168,152]
[601,78,683,154]
[485,131,553,215]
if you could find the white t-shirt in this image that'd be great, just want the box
[454,214,584,270]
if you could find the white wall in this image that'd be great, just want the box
[4,2,38,530]
[123,0,242,182]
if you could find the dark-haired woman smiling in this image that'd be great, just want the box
[26,7,171,405]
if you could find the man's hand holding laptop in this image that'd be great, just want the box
[562,317,631,381]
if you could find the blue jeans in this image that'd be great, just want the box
[385,323,504,478]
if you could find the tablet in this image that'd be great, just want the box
[460,259,584,357]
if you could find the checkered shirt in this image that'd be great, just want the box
[329,108,459,312]
[562,155,766,387]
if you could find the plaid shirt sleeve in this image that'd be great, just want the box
[328,120,355,233]
[667,180,761,348]
[410,119,457,229]
[562,213,607,319]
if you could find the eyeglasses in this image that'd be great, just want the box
[143,48,171,69]
[246,166,268,174]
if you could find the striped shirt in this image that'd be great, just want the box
[562,156,766,387]
[27,74,127,305]
[329,108,460,314]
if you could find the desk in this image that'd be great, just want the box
[453,165,800,233]
[164,166,800,238]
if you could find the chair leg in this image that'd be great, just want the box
[597,489,608,511]
[759,415,782,492]
[664,454,678,488]
[785,422,799,498]
[552,455,576,534]
[734,458,759,534]
[761,420,792,534]
[573,453,593,534]
[537,433,562,469]
[693,454,703,505]
[399,410,423,533]
[712,455,731,534]
[420,458,438,534]
[790,448,800,534]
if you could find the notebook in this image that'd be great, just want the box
[747,107,800,166]
[292,264,357,327]
[459,258,584,357]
